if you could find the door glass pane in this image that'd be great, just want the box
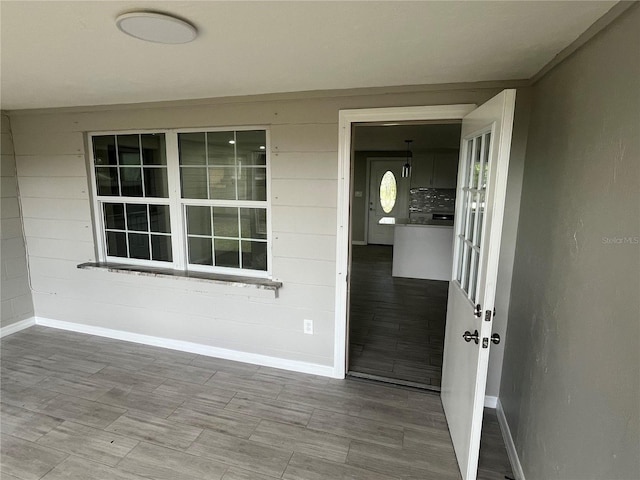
[462,244,472,291]
[149,205,171,233]
[236,130,267,166]
[104,203,125,230]
[213,207,239,238]
[379,171,397,214]
[208,167,236,200]
[472,136,482,189]
[179,133,206,165]
[106,231,127,257]
[207,131,235,165]
[126,204,148,232]
[482,132,491,189]
[181,167,208,199]
[215,239,240,268]
[188,237,212,265]
[240,208,267,240]
[187,206,212,236]
[141,134,166,165]
[93,136,117,165]
[151,235,172,262]
[118,135,141,165]
[128,233,150,259]
[242,241,267,271]
[469,249,479,302]
[456,235,465,283]
[464,137,475,188]
[237,167,266,201]
[473,192,485,247]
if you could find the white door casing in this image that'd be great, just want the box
[334,104,475,379]
[440,89,516,480]
[367,158,409,245]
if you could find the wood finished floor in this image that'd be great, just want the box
[0,326,512,480]
[349,245,448,387]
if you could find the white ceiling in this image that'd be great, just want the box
[1,1,616,110]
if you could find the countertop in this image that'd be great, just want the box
[393,218,454,228]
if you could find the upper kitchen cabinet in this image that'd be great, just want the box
[410,149,459,189]
[432,150,459,188]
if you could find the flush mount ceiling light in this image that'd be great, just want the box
[116,12,197,44]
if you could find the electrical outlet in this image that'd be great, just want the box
[303,319,313,335]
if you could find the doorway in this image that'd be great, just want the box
[348,121,462,389]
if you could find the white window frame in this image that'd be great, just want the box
[88,127,272,279]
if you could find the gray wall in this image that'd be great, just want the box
[8,84,514,371]
[500,6,640,479]
[1,112,35,328]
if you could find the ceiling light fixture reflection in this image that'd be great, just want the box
[259,146,266,150]
[116,11,198,44]
[229,140,236,144]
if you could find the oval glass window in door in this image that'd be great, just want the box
[379,170,397,214]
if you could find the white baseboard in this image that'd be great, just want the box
[34,317,338,378]
[351,240,367,246]
[0,317,36,338]
[496,398,526,480]
[484,395,498,409]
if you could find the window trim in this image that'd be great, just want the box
[87,126,273,279]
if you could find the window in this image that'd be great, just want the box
[89,128,270,278]
[379,170,397,214]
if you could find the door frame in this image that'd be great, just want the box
[333,104,476,378]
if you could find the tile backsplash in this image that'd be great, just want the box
[409,188,456,213]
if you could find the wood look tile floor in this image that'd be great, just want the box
[349,245,448,387]
[0,326,513,480]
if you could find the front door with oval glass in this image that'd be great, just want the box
[367,159,409,245]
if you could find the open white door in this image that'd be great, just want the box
[441,89,516,480]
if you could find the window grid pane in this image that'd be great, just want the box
[102,202,172,264]
[94,134,168,199]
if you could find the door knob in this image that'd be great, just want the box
[491,333,501,345]
[462,330,479,344]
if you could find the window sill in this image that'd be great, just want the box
[77,262,282,295]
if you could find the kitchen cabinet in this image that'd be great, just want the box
[432,151,459,188]
[409,149,458,189]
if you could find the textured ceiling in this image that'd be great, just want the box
[1,1,616,110]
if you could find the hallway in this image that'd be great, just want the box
[349,245,448,388]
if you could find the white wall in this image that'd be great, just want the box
[1,112,35,328]
[8,84,520,373]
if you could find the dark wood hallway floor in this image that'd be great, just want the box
[348,245,448,388]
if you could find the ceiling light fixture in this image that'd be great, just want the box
[116,11,198,44]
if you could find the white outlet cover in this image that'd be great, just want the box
[303,319,313,334]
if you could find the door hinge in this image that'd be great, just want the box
[484,309,492,322]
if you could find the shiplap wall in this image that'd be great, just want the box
[9,85,510,371]
[1,113,35,327]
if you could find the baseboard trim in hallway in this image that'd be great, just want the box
[34,316,338,379]
[497,398,526,480]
